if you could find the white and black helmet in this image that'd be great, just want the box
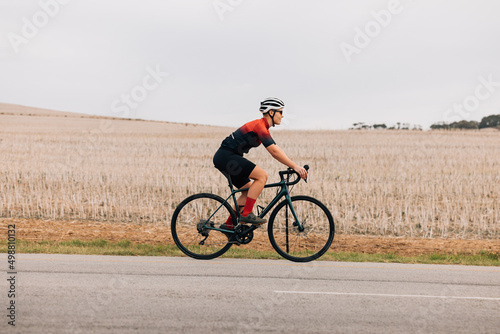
[259,97,285,114]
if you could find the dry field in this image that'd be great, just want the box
[1,104,499,241]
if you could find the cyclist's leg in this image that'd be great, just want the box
[223,182,250,229]
[214,150,266,224]
[236,181,251,207]
[241,166,268,217]
[223,170,267,227]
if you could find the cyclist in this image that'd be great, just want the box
[213,97,308,232]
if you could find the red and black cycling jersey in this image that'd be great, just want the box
[220,117,276,155]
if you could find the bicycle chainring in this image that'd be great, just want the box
[234,225,254,244]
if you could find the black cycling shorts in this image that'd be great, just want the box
[213,148,256,189]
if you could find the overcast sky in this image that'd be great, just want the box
[1,0,499,129]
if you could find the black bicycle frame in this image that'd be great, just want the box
[204,175,303,234]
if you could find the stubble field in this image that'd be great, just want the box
[1,104,499,255]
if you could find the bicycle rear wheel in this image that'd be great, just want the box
[171,193,236,260]
[268,196,334,262]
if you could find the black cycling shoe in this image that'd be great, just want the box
[239,212,267,225]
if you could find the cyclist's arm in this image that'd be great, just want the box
[266,144,307,179]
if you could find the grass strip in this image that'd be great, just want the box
[1,239,499,266]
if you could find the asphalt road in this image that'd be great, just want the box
[2,254,500,333]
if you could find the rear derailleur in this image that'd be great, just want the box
[197,219,214,245]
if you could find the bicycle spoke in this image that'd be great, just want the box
[171,193,234,259]
[268,196,334,262]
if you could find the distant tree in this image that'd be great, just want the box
[350,122,364,130]
[479,114,500,129]
[431,120,479,130]
[430,122,449,130]
[350,122,372,130]
[350,122,422,130]
[451,120,479,130]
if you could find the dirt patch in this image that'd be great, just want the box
[2,218,499,256]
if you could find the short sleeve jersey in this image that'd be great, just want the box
[220,118,276,155]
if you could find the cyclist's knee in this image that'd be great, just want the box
[250,166,267,183]
[261,171,268,183]
[255,170,268,183]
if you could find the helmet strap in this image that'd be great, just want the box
[269,110,276,127]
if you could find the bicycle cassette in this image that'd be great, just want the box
[197,219,214,237]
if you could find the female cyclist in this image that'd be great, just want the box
[213,97,308,232]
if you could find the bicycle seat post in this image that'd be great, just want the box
[222,172,240,214]
[222,172,234,191]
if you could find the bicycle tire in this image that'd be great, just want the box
[171,193,236,260]
[268,195,335,262]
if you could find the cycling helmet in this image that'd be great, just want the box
[259,97,285,114]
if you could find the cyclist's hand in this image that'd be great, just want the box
[294,166,308,180]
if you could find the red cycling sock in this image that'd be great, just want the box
[225,206,244,228]
[225,215,233,229]
[242,197,257,217]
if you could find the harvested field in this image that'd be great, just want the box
[1,104,499,240]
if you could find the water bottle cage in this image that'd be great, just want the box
[256,205,265,216]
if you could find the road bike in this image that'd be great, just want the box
[171,165,335,262]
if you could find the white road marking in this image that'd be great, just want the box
[274,291,500,301]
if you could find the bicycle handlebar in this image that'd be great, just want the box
[279,164,309,185]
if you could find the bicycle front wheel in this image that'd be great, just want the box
[171,193,236,260]
[268,196,335,262]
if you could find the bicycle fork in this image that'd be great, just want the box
[283,194,303,254]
